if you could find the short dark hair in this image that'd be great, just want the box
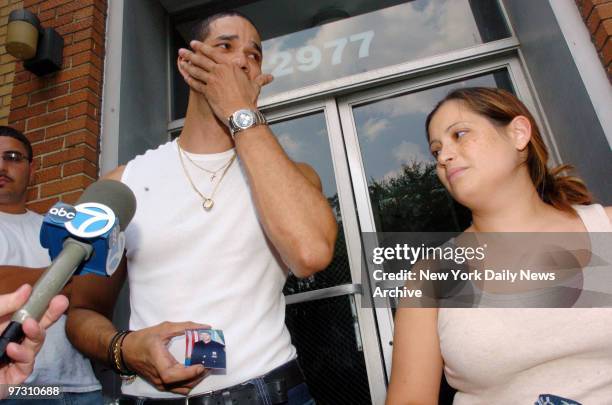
[190,10,259,43]
[0,126,32,162]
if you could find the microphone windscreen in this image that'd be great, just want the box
[77,179,137,231]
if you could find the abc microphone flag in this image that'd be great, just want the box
[0,179,136,365]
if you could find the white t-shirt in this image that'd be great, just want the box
[121,141,296,398]
[0,210,101,392]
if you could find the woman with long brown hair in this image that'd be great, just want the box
[386,87,612,404]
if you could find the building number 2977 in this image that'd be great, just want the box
[265,30,375,78]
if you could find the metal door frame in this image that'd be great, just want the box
[264,98,388,405]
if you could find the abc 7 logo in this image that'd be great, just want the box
[65,203,116,239]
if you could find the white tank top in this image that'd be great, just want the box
[121,140,296,398]
[438,204,612,404]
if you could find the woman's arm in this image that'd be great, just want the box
[386,308,443,405]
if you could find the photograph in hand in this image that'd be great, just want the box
[185,329,226,370]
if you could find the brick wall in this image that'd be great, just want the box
[7,0,106,213]
[0,0,23,124]
[576,0,612,81]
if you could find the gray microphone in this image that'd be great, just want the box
[0,179,136,365]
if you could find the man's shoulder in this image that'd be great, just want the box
[104,141,175,183]
[25,209,44,219]
[124,141,175,174]
[132,140,175,163]
[24,210,44,230]
[1,210,44,228]
[0,210,49,266]
[102,165,126,181]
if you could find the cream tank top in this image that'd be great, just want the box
[438,204,612,404]
[120,140,296,398]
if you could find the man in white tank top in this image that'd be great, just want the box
[66,11,337,404]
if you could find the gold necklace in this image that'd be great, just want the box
[182,149,235,182]
[177,141,236,211]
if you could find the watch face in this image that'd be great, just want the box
[235,110,255,129]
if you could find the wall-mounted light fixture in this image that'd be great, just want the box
[6,9,64,76]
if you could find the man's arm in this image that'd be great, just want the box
[179,42,338,278]
[1,267,74,298]
[65,256,127,364]
[66,165,209,395]
[65,167,130,363]
[234,129,337,278]
[64,165,129,365]
[0,267,45,294]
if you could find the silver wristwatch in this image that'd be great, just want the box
[228,109,267,138]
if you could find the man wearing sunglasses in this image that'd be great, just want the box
[0,126,102,404]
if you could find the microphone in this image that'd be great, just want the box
[40,179,136,277]
[0,179,136,365]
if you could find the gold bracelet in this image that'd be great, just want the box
[112,332,125,372]
[118,331,136,379]
[110,330,135,378]
[107,331,122,373]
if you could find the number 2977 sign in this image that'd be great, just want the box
[266,30,375,78]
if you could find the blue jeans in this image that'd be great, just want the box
[3,390,103,405]
[247,377,315,405]
[286,382,315,405]
[121,384,314,405]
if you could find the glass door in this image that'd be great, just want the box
[264,99,387,405]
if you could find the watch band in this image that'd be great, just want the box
[228,109,267,138]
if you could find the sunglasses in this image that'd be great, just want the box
[1,151,31,163]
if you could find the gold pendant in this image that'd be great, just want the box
[203,199,214,210]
